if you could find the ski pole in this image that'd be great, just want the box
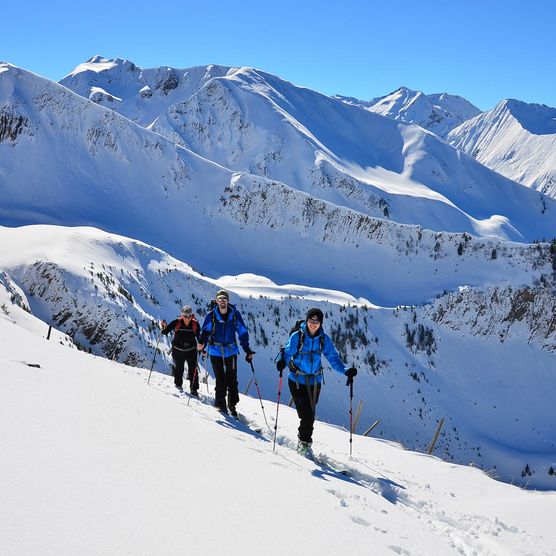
[202,350,210,394]
[147,334,161,384]
[248,360,271,431]
[347,373,354,456]
[272,369,284,452]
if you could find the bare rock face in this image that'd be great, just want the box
[89,89,116,103]
[156,68,179,95]
[0,107,30,143]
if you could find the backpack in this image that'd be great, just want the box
[175,315,199,335]
[283,319,325,360]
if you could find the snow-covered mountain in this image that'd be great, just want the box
[57,57,556,244]
[60,55,237,126]
[147,70,517,236]
[1,224,555,489]
[336,86,481,138]
[59,55,234,127]
[2,300,555,555]
[447,99,556,198]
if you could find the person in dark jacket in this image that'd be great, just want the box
[276,307,357,455]
[197,289,254,416]
[160,305,201,395]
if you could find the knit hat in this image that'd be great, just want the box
[180,305,193,316]
[306,308,324,323]
[215,289,229,301]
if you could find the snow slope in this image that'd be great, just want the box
[337,86,482,138]
[447,99,556,198]
[1,297,556,556]
[1,224,555,489]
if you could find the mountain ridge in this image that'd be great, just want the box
[447,99,556,197]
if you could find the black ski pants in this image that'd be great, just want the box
[210,354,239,411]
[172,347,199,391]
[288,379,321,443]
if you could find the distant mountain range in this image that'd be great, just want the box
[335,86,481,138]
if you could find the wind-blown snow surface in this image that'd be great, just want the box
[1,224,556,490]
[1,296,556,556]
[336,86,482,138]
[448,100,556,198]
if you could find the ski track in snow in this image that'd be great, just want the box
[124,362,548,556]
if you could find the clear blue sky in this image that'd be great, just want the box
[3,0,555,110]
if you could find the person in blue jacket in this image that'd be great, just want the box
[276,308,357,454]
[198,289,254,416]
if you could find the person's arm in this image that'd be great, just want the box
[160,319,177,336]
[198,312,212,348]
[234,311,254,359]
[322,334,347,376]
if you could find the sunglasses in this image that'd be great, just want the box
[216,297,228,302]
[182,314,192,319]
[307,318,321,324]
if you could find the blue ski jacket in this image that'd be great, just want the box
[281,322,346,385]
[199,304,251,358]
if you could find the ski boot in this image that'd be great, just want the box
[297,440,314,459]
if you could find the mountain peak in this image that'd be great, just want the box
[494,98,556,135]
[393,85,420,95]
[67,56,122,78]
[86,54,109,64]
[337,86,481,137]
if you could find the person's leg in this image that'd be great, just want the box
[185,351,199,392]
[225,355,239,412]
[288,379,321,443]
[172,349,186,388]
[210,355,227,411]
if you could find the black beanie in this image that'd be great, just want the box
[306,308,324,323]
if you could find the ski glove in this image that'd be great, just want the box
[245,350,255,362]
[276,358,286,373]
[345,367,357,385]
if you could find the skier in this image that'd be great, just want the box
[160,306,201,396]
[276,308,357,456]
[197,289,254,416]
